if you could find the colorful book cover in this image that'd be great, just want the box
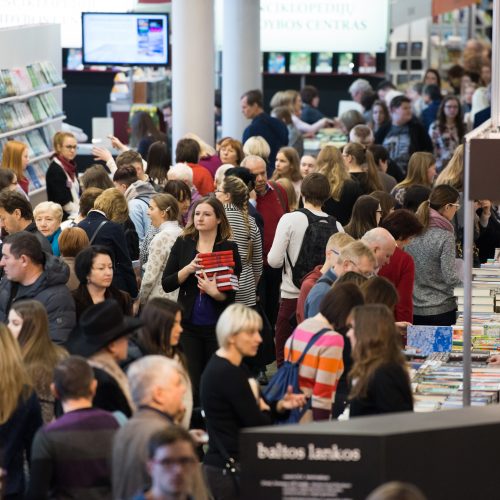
[289,52,311,73]
[358,53,377,74]
[337,52,353,74]
[267,53,286,74]
[407,325,453,356]
[315,52,333,73]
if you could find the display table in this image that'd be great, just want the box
[240,405,500,499]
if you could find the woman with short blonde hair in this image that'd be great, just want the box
[34,201,64,256]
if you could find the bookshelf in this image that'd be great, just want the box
[0,24,63,206]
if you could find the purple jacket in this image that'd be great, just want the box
[199,154,222,178]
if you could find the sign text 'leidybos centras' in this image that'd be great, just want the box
[257,442,361,462]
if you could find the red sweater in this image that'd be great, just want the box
[378,246,415,323]
[188,163,214,196]
[256,183,289,261]
[296,265,323,324]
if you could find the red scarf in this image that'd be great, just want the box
[56,154,77,182]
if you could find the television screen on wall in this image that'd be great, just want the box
[82,12,169,66]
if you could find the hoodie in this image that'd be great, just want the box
[0,254,75,344]
[125,180,156,244]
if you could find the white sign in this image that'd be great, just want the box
[0,0,135,48]
[260,0,389,52]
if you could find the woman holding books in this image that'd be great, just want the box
[347,304,413,417]
[216,176,262,307]
[162,196,242,407]
[406,184,462,326]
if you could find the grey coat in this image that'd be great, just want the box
[406,227,462,316]
[0,254,75,344]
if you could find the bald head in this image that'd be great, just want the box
[361,227,396,269]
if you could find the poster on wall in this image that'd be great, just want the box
[0,0,135,48]
[260,0,389,52]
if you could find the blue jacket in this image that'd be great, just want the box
[242,112,288,177]
[78,211,138,299]
[421,99,442,132]
[304,268,338,319]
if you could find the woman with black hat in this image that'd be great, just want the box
[65,299,143,418]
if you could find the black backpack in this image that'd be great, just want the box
[286,209,339,289]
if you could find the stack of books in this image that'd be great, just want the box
[410,353,500,412]
[196,250,239,292]
[0,62,62,99]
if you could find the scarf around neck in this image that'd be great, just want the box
[428,207,454,233]
[55,154,77,182]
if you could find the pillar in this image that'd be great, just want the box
[221,0,261,140]
[171,0,215,153]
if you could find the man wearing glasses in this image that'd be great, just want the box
[304,240,377,319]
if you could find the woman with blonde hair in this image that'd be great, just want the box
[276,177,298,211]
[434,144,464,190]
[94,187,139,261]
[216,176,262,307]
[0,323,42,497]
[318,145,361,225]
[34,201,64,256]
[391,152,437,207]
[271,146,302,200]
[243,135,271,163]
[271,89,331,135]
[1,140,30,195]
[46,131,79,220]
[347,304,413,417]
[8,300,68,422]
[140,193,183,305]
[342,142,383,195]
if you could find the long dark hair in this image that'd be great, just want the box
[437,95,465,142]
[146,141,171,186]
[344,195,380,239]
[349,304,410,400]
[138,298,187,370]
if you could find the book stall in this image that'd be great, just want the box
[406,261,500,412]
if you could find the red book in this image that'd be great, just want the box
[197,250,233,259]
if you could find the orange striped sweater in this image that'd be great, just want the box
[284,318,344,420]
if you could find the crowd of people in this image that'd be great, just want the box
[0,40,498,499]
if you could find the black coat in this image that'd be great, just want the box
[162,237,242,323]
[78,211,138,298]
[374,118,433,161]
[92,367,133,418]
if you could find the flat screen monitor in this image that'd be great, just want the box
[82,12,169,66]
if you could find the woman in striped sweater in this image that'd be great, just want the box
[216,176,263,307]
[284,282,364,421]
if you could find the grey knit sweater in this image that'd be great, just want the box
[406,227,462,316]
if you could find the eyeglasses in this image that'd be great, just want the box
[152,457,197,469]
[63,145,78,150]
[444,105,459,109]
[449,203,460,209]
[348,260,375,278]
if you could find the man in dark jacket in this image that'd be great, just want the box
[0,190,52,254]
[78,208,139,299]
[375,95,433,174]
[0,232,75,344]
[241,89,288,177]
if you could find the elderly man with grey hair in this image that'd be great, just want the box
[112,355,187,500]
[361,227,397,271]
[348,78,377,123]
